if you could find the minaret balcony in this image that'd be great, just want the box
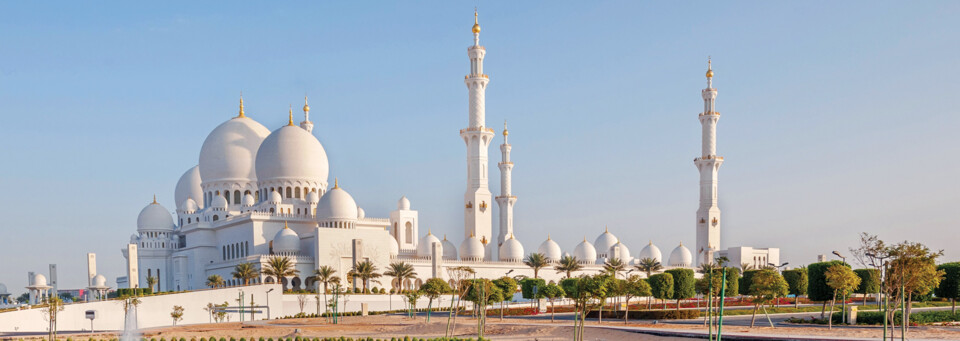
[698,111,721,117]
[460,127,495,134]
[464,74,489,79]
[694,155,724,162]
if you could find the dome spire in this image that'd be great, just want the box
[472,8,481,34]
[284,221,289,229]
[303,95,310,115]
[152,194,157,204]
[706,57,713,79]
[333,177,339,189]
[238,93,246,118]
[288,105,294,126]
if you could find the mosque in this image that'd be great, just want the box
[116,12,779,292]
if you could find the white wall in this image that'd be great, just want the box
[0,284,282,333]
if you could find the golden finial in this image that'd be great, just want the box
[284,221,289,229]
[238,93,246,118]
[472,8,481,34]
[583,236,587,242]
[443,234,447,241]
[547,234,551,240]
[288,105,294,126]
[152,194,157,204]
[333,178,339,189]
[605,225,608,233]
[502,120,508,137]
[303,95,310,113]
[706,57,714,78]
[428,229,432,235]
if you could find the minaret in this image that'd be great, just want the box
[300,96,314,133]
[695,58,723,266]
[496,121,517,248]
[461,9,494,247]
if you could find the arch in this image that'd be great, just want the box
[281,277,289,290]
[295,187,301,199]
[270,208,275,213]
[414,278,423,290]
[187,217,191,224]
[213,215,219,221]
[286,187,292,198]
[234,191,241,205]
[405,222,413,242]
[265,276,275,284]
[392,278,401,291]
[291,276,302,290]
[246,241,250,256]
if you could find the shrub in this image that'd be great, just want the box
[782,268,808,298]
[935,263,960,308]
[665,269,695,301]
[722,267,740,297]
[586,309,699,320]
[740,270,758,296]
[807,261,848,302]
[854,269,880,295]
[648,273,674,301]
[519,278,546,299]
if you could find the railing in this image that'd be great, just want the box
[464,74,489,79]
[460,126,495,134]
[699,111,721,116]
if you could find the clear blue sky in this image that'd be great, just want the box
[1,1,958,291]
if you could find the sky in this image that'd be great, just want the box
[1,1,958,292]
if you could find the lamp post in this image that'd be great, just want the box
[866,252,890,341]
[833,251,849,324]
[768,262,789,273]
[265,288,274,319]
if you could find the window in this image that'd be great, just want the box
[286,187,292,198]
[213,215,219,221]
[405,222,413,241]
[222,246,226,260]
[234,191,241,205]
[246,241,250,256]
[295,187,301,199]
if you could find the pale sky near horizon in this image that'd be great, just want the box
[1,1,958,292]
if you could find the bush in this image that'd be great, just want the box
[854,269,880,295]
[114,288,153,297]
[740,270,758,296]
[648,273,674,301]
[723,267,740,297]
[519,278,546,299]
[782,268,808,298]
[807,261,848,302]
[935,263,960,305]
[665,269,695,301]
[586,309,700,320]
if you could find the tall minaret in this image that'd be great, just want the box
[300,96,314,133]
[496,121,516,248]
[461,9,494,246]
[695,58,723,266]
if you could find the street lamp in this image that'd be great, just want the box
[832,251,846,264]
[768,262,789,271]
[505,269,514,276]
[266,288,274,319]
[866,252,891,341]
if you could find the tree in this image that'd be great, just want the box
[748,269,788,328]
[648,273,674,310]
[262,256,299,288]
[849,232,886,269]
[740,270,759,296]
[724,267,741,301]
[492,276,518,321]
[519,278,546,301]
[231,263,259,286]
[622,275,651,324]
[665,269,695,311]
[825,264,861,329]
[170,305,184,326]
[635,257,662,277]
[782,267,808,308]
[560,275,609,340]
[421,278,451,322]
[312,265,337,317]
[603,258,627,279]
[41,296,65,341]
[853,268,880,305]
[384,261,417,293]
[206,275,225,288]
[885,241,945,332]
[146,276,158,292]
[465,278,500,339]
[807,260,846,317]
[203,303,216,323]
[741,263,754,271]
[347,260,381,292]
[444,266,475,338]
[934,262,960,313]
[524,253,548,279]
[555,255,582,279]
[540,283,565,323]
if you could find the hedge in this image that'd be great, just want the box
[807,261,848,302]
[114,288,153,297]
[665,269,695,301]
[519,278,546,299]
[935,263,960,304]
[782,268,808,297]
[854,269,880,295]
[648,273,674,300]
[585,309,699,320]
[723,267,740,297]
[740,270,758,296]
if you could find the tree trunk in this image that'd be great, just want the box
[820,301,826,318]
[624,297,630,324]
[676,298,681,311]
[795,295,800,308]
[551,299,555,323]
[599,302,603,324]
[906,293,913,332]
[829,290,837,329]
[952,298,956,314]
[750,304,759,328]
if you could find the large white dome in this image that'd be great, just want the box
[137,200,174,231]
[538,235,562,262]
[255,125,329,185]
[198,116,270,184]
[459,235,485,261]
[273,223,301,255]
[388,234,399,256]
[638,241,663,263]
[180,198,199,213]
[417,231,442,258]
[499,235,525,262]
[92,274,107,287]
[175,165,204,210]
[573,238,597,264]
[608,241,633,263]
[32,274,48,287]
[441,235,458,260]
[594,228,618,259]
[316,185,359,221]
[668,242,693,268]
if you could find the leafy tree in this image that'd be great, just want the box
[885,241,945,331]
[554,255,582,279]
[464,278,500,338]
[740,270,759,296]
[232,263,259,286]
[492,276,518,321]
[807,260,846,317]
[723,267,740,300]
[519,278,546,300]
[853,268,881,305]
[622,275,651,323]
[384,261,417,293]
[312,265,337,317]
[635,257,662,277]
[665,269,695,311]
[206,275,225,288]
[523,253,548,279]
[347,260,381,291]
[420,278,451,322]
[748,269,788,328]
[603,258,626,278]
[170,305,184,325]
[648,273,674,309]
[782,267,808,308]
[934,262,960,313]
[262,256,299,288]
[825,265,861,329]
[444,266,474,338]
[560,275,610,340]
[540,283,565,323]
[146,276,158,292]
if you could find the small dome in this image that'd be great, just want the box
[273,223,301,255]
[608,241,633,263]
[398,196,411,210]
[211,195,228,211]
[137,200,175,231]
[198,116,270,185]
[573,238,597,264]
[594,228,618,259]
[32,274,48,287]
[388,234,399,256]
[417,231,442,258]
[306,190,320,204]
[129,234,139,243]
[459,235,485,261]
[499,235,524,262]
[242,193,256,206]
[180,197,199,213]
[669,242,693,268]
[0,283,8,295]
[315,185,359,221]
[175,165,204,210]
[638,241,663,263]
[93,275,107,287]
[269,190,282,204]
[255,125,329,185]
[357,207,366,219]
[441,235,458,260]
[538,235,562,262]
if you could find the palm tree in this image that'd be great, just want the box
[146,276,158,292]
[635,257,662,277]
[555,255,582,279]
[523,253,548,279]
[263,256,299,289]
[347,260,382,292]
[603,258,626,278]
[232,262,259,286]
[384,261,417,311]
[741,263,754,271]
[312,266,337,317]
[206,275,225,288]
